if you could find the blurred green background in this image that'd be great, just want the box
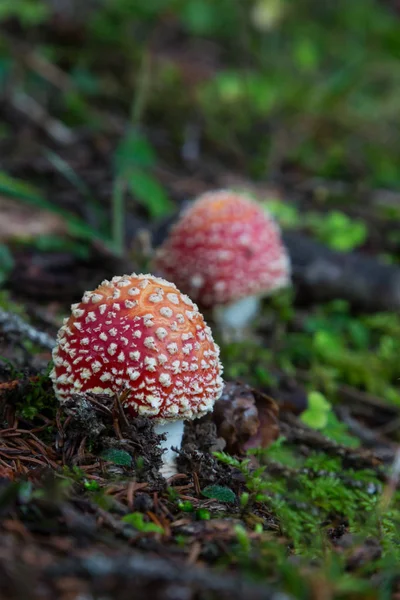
[0,0,399,265]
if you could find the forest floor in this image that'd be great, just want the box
[1,3,400,599]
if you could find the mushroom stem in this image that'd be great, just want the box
[213,295,261,340]
[154,420,185,478]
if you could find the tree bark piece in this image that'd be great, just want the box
[46,551,292,600]
[283,231,400,312]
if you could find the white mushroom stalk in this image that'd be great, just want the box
[213,295,261,340]
[154,420,185,479]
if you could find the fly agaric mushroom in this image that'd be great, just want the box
[50,273,224,478]
[154,190,291,333]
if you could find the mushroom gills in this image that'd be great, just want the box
[154,420,185,478]
[213,294,261,339]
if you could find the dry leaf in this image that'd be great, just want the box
[213,382,279,454]
[0,197,67,241]
[243,388,280,451]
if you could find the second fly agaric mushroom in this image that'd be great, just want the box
[154,190,291,332]
[50,273,224,478]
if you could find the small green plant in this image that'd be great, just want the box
[196,508,211,520]
[178,500,194,512]
[214,442,395,558]
[234,524,251,555]
[100,448,133,467]
[0,171,111,251]
[0,244,14,284]
[202,485,236,503]
[114,129,173,220]
[0,0,50,26]
[83,479,100,492]
[220,340,275,386]
[122,512,164,534]
[0,129,171,264]
[262,199,300,228]
[16,367,57,420]
[112,128,173,256]
[240,492,250,509]
[134,456,145,476]
[300,390,331,429]
[305,211,368,252]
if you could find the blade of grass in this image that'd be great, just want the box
[111,176,125,257]
[44,148,109,235]
[0,171,113,250]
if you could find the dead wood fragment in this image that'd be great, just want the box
[283,231,400,312]
[335,406,397,452]
[10,91,77,146]
[279,413,392,478]
[45,551,292,600]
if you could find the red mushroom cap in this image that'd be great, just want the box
[50,274,224,422]
[154,190,290,308]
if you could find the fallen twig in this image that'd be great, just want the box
[46,551,292,600]
[279,413,393,473]
[283,231,400,312]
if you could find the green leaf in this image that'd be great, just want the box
[0,171,43,201]
[0,171,112,248]
[44,150,108,235]
[0,0,50,26]
[0,244,14,284]
[178,500,194,512]
[294,38,319,72]
[306,210,368,252]
[100,448,132,467]
[308,391,331,413]
[45,150,93,199]
[0,59,12,89]
[300,409,328,430]
[26,235,90,259]
[262,199,300,228]
[114,129,156,173]
[70,67,100,95]
[202,485,236,503]
[323,412,360,448]
[180,0,216,35]
[122,512,164,533]
[300,391,332,430]
[83,479,100,491]
[127,168,173,219]
[196,508,211,520]
[313,330,344,358]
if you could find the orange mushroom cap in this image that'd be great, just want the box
[50,274,224,423]
[154,190,291,308]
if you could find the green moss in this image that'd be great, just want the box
[15,365,57,420]
[215,440,394,559]
[213,438,400,597]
